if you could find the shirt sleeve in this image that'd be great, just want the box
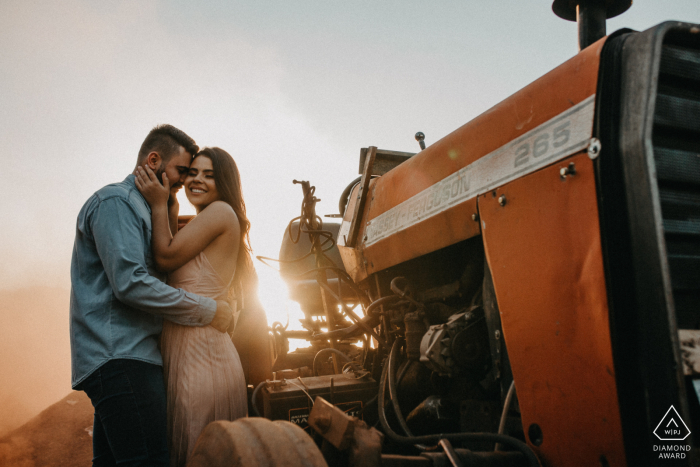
[90,196,216,326]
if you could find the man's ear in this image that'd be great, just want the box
[145,152,161,170]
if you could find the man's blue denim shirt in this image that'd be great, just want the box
[70,175,216,389]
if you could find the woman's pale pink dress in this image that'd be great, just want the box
[162,252,247,467]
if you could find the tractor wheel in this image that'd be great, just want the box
[188,418,327,467]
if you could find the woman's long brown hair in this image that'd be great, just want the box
[194,147,256,301]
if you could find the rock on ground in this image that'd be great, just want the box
[0,391,93,467]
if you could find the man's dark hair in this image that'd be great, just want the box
[137,124,199,164]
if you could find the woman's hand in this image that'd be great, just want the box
[135,166,170,208]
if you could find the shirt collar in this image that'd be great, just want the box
[124,174,151,213]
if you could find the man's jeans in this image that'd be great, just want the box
[81,359,169,466]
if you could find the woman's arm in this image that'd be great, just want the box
[168,196,180,236]
[135,166,238,272]
[154,201,237,271]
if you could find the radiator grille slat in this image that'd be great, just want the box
[660,45,700,80]
[659,189,700,218]
[663,219,700,236]
[654,42,700,324]
[654,94,700,133]
[654,147,700,185]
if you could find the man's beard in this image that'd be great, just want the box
[155,163,182,192]
[155,163,166,186]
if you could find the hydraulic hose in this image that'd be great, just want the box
[313,348,353,376]
[495,380,516,451]
[251,381,265,417]
[387,338,417,438]
[397,360,411,386]
[366,295,406,316]
[338,176,362,216]
[338,175,380,216]
[355,394,378,416]
[377,355,541,467]
[378,339,430,450]
[319,282,385,345]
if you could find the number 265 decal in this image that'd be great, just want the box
[513,121,571,168]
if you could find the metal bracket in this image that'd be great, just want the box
[346,146,376,248]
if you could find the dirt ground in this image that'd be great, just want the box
[0,391,93,467]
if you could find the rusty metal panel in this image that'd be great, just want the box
[364,95,596,248]
[479,152,626,467]
[337,39,605,282]
[338,184,369,281]
[359,147,415,176]
[365,197,479,275]
[347,147,377,248]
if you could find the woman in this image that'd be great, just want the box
[135,147,251,467]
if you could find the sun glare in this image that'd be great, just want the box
[255,261,308,352]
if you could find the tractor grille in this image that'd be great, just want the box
[654,42,700,329]
[596,27,700,462]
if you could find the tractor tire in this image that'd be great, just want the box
[188,418,328,467]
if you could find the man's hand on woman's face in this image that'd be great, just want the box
[135,166,171,208]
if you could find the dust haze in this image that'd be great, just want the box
[0,287,72,437]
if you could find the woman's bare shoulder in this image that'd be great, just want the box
[199,201,239,228]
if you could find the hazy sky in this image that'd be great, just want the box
[1,0,699,293]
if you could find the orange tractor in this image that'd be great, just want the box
[192,1,700,466]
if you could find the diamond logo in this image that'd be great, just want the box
[654,406,691,441]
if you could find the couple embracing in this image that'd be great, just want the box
[70,125,252,466]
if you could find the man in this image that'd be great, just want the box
[70,124,233,466]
